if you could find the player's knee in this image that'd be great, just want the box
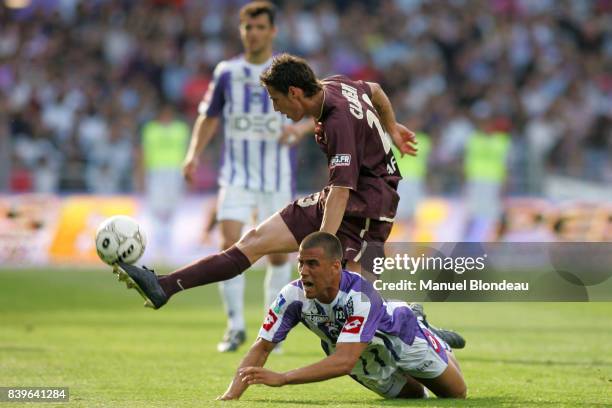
[449,382,467,399]
[459,381,467,399]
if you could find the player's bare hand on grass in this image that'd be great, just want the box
[390,123,418,157]
[216,393,240,401]
[239,366,286,387]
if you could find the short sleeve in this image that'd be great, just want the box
[198,62,230,117]
[257,284,302,343]
[325,112,361,190]
[337,290,383,344]
[355,80,373,99]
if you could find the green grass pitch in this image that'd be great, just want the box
[1,267,611,407]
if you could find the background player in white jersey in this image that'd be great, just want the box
[182,2,312,352]
[218,232,467,400]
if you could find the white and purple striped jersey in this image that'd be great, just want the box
[198,55,296,193]
[258,270,421,381]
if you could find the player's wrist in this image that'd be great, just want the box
[280,371,290,386]
[183,155,195,165]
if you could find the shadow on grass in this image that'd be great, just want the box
[379,396,612,407]
[246,399,369,405]
[462,325,612,334]
[245,396,577,407]
[247,396,612,407]
[462,356,612,367]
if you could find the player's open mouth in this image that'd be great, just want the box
[302,280,314,288]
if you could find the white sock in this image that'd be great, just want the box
[264,263,292,309]
[219,274,245,331]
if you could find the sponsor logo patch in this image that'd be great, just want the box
[333,306,346,322]
[341,316,364,334]
[304,313,330,324]
[345,298,354,317]
[330,154,351,168]
[262,309,278,331]
[273,294,286,314]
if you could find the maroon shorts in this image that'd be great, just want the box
[279,192,393,262]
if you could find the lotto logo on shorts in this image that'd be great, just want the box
[262,309,278,331]
[423,329,441,353]
[330,154,351,168]
[342,316,364,334]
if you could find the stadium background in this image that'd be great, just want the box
[1,0,610,265]
[1,1,611,407]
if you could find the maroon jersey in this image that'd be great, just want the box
[317,75,401,221]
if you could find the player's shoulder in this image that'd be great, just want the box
[340,270,380,303]
[213,55,245,76]
[322,75,369,92]
[322,74,351,85]
[279,279,307,302]
[320,75,371,123]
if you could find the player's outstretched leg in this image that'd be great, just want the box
[410,303,466,349]
[114,212,299,309]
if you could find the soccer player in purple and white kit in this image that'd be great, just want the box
[218,232,467,400]
[182,2,313,352]
[114,53,419,308]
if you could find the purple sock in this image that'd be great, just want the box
[158,246,251,299]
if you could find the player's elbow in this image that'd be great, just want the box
[368,81,382,97]
[336,356,358,375]
[330,186,350,201]
[253,338,276,355]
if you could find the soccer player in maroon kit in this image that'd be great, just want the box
[115,53,418,309]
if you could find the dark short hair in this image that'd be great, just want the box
[239,1,276,26]
[260,53,322,97]
[300,232,343,262]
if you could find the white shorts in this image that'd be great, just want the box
[396,322,450,380]
[146,169,184,216]
[351,322,450,398]
[217,185,292,225]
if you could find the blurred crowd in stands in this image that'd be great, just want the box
[1,0,611,195]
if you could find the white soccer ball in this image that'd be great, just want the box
[95,215,147,265]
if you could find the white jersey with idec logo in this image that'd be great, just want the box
[198,55,295,193]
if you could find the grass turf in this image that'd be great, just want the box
[0,267,611,407]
